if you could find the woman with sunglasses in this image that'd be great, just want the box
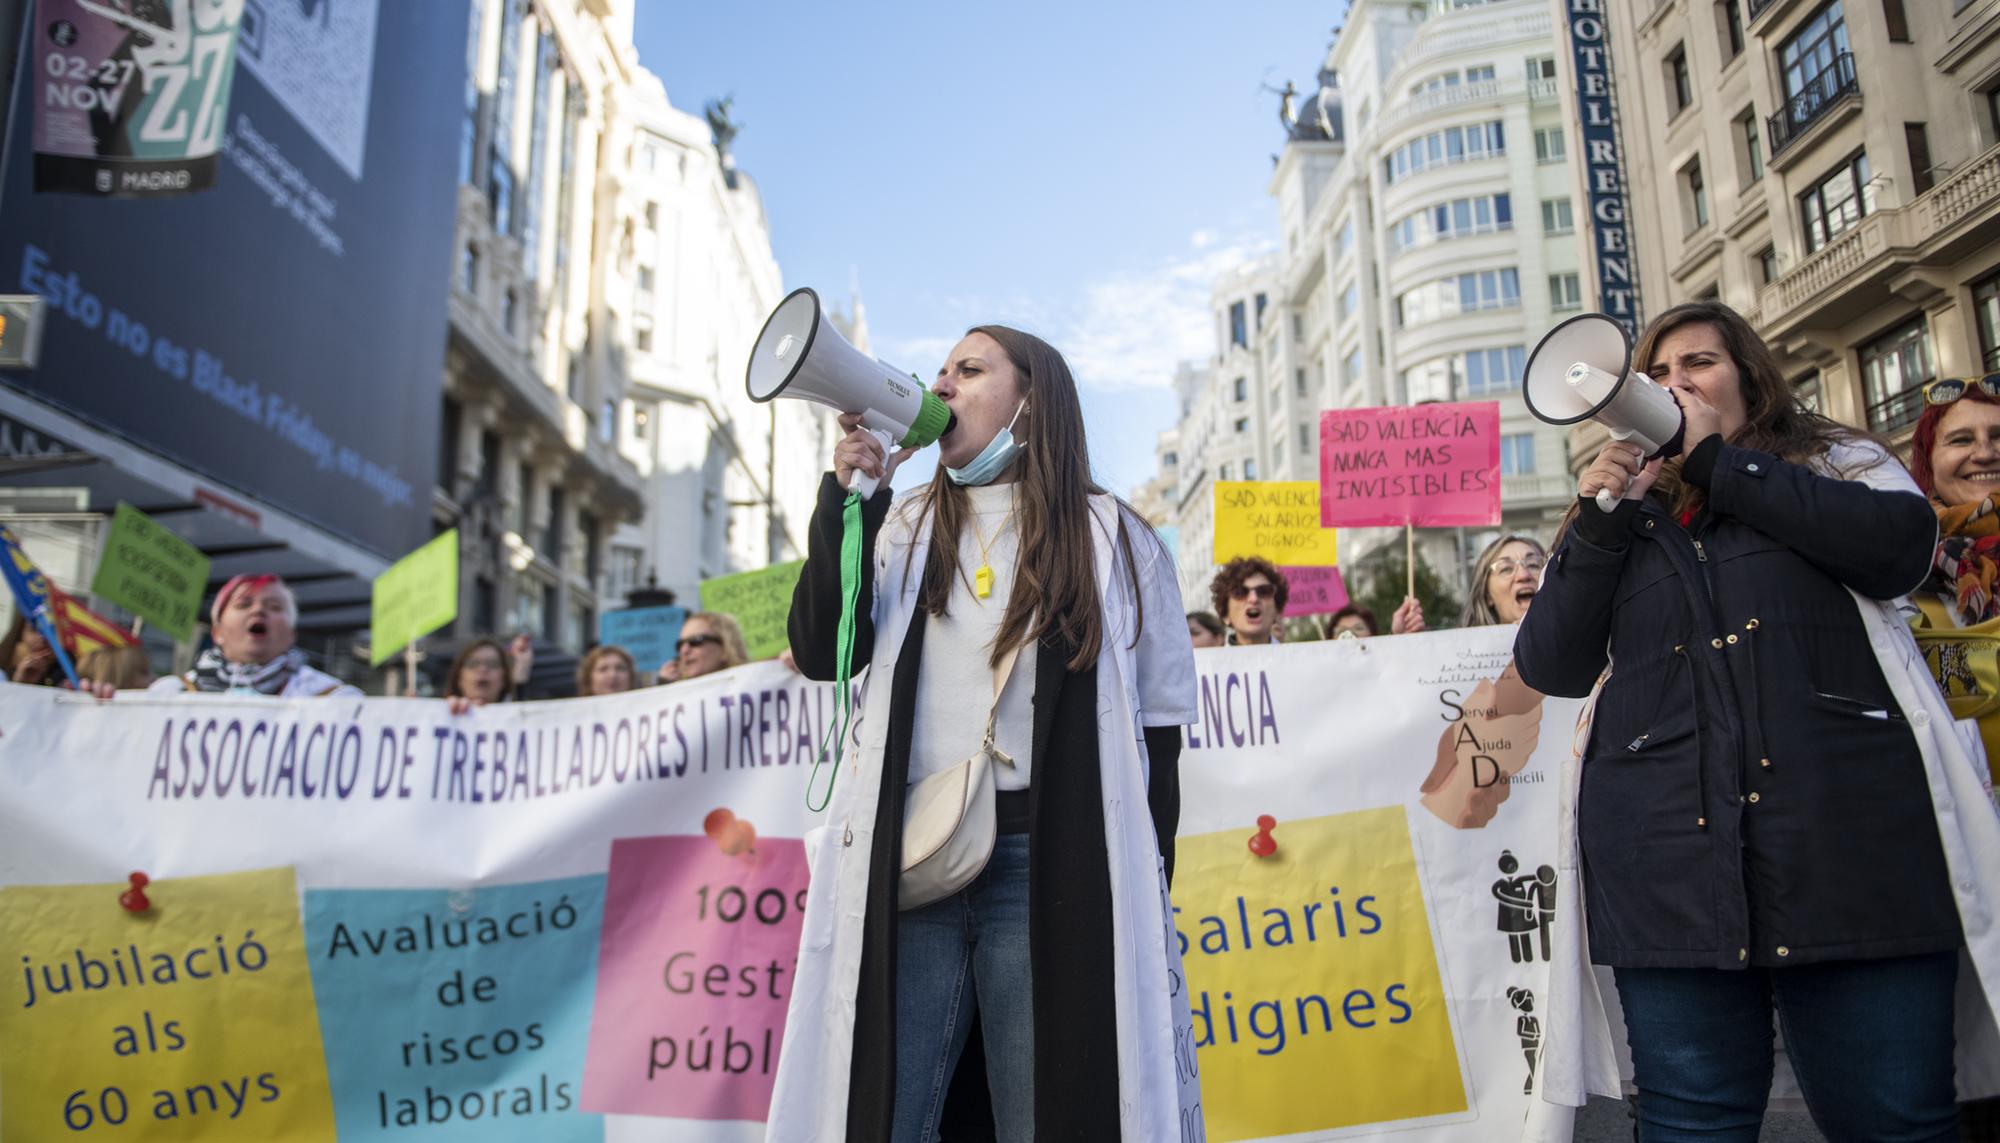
[658,612,748,683]
[1208,556,1287,644]
[770,325,1197,1141]
[1515,301,2000,1139]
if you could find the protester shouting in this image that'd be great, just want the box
[1209,556,1286,645]
[771,325,1197,1141]
[660,612,747,683]
[148,575,358,698]
[1515,301,2000,1139]
[1185,610,1225,648]
[1462,535,1547,627]
[574,644,637,697]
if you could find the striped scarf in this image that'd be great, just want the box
[1929,493,2000,626]
[190,647,305,695]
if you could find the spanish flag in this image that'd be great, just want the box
[49,584,136,657]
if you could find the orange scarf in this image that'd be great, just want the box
[1930,494,2000,626]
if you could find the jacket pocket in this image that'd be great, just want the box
[1811,690,1905,722]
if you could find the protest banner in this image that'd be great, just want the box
[1280,565,1350,617]
[369,531,458,667]
[699,560,805,661]
[1319,403,1502,529]
[598,606,689,677]
[88,502,211,641]
[0,628,1579,1140]
[32,0,249,197]
[1213,482,1338,567]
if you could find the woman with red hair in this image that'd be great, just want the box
[1906,373,2000,787]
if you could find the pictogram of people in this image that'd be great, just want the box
[1507,986,1542,1095]
[1493,851,1557,963]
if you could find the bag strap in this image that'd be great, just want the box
[979,640,1025,770]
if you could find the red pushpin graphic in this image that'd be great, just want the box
[118,872,151,913]
[703,808,758,857]
[1248,815,1278,858]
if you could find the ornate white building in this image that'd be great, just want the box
[1157,0,1587,609]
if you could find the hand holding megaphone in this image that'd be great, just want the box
[1579,440,1663,511]
[834,413,916,498]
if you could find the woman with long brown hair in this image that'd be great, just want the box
[770,325,1198,1141]
[1516,301,2000,1137]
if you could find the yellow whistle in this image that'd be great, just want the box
[974,564,993,599]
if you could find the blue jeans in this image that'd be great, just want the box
[890,832,1033,1143]
[1614,952,1959,1142]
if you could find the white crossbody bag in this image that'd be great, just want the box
[898,641,1023,910]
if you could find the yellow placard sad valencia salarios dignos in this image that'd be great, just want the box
[1212,482,1337,567]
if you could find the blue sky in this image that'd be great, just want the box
[634,2,1349,495]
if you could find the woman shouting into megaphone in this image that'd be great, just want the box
[770,326,1199,1142]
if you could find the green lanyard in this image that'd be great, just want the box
[807,490,865,812]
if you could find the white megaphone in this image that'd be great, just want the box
[1523,312,1687,513]
[747,287,956,497]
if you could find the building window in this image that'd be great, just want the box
[1339,281,1361,321]
[1233,377,1248,401]
[1229,302,1248,348]
[632,402,651,440]
[545,485,566,560]
[644,202,659,229]
[1990,87,2000,140]
[1292,313,1305,340]
[502,289,518,334]
[1255,293,1268,331]
[1882,0,1909,42]
[1399,269,1521,326]
[634,322,653,353]
[1336,217,1355,259]
[1382,122,1506,182]
[1219,462,1233,481]
[1527,56,1557,81]
[1343,347,1363,386]
[1541,197,1574,234]
[458,0,482,187]
[597,401,615,444]
[1677,157,1710,233]
[1550,272,1583,310]
[1500,433,1537,476]
[1793,370,1823,413]
[459,244,479,294]
[1906,123,1934,195]
[1860,315,1935,431]
[1773,2,1855,154]
[1975,273,2000,370]
[1295,368,1309,397]
[1799,151,1874,253]
[521,31,554,281]
[1755,245,1779,285]
[1732,109,1763,187]
[1719,2,1744,60]
[1298,423,1312,453]
[636,265,655,295]
[1244,459,1258,480]
[1234,417,1250,434]
[1534,127,1566,164]
[1463,346,1528,395]
[514,460,533,534]
[1466,64,1496,83]
[438,395,462,492]
[1666,45,1693,118]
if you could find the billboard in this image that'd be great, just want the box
[0,0,466,559]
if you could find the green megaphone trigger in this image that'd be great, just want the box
[898,389,953,450]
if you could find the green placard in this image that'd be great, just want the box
[698,559,806,662]
[370,530,459,666]
[88,502,211,641]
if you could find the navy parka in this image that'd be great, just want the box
[1514,435,1962,969]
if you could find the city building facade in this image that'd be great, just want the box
[1577,0,2000,443]
[1159,0,1587,613]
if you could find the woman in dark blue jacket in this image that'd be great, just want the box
[1515,302,1962,1141]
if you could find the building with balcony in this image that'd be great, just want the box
[1585,0,2000,440]
[435,0,647,672]
[1150,0,1584,614]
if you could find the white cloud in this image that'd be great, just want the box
[1190,229,1216,249]
[1055,235,1275,392]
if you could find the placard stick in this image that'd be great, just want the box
[1405,521,1416,600]
[131,616,144,638]
[403,642,419,698]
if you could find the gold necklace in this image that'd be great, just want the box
[967,508,1013,599]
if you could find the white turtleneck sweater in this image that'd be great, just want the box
[908,482,1036,792]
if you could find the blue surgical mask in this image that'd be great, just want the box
[945,400,1027,486]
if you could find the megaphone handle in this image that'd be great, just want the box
[1596,426,1636,513]
[845,429,897,498]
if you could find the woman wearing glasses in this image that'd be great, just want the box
[1462,535,1546,627]
[1208,556,1287,645]
[770,326,1197,1141]
[1516,301,2000,1138]
[658,612,748,683]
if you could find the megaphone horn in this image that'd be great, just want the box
[747,287,956,497]
[1522,312,1687,513]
